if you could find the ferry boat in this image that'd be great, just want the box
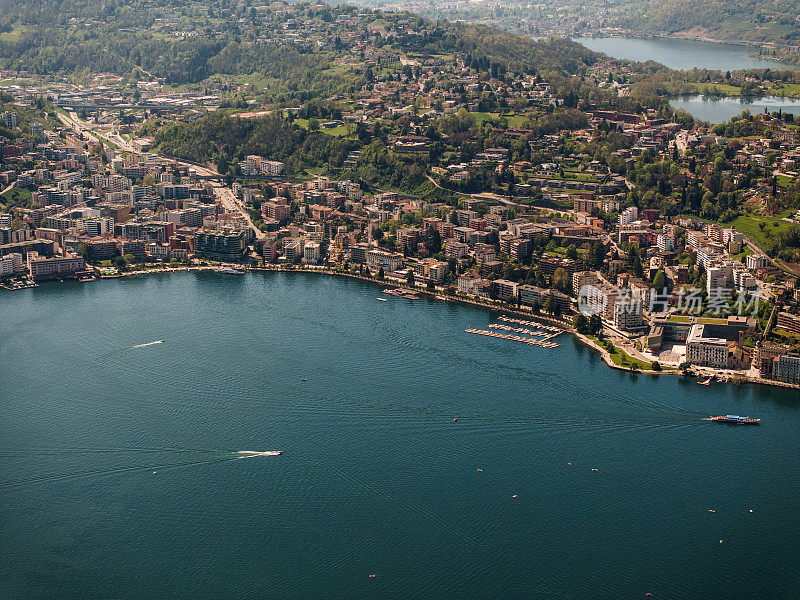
[218,267,245,275]
[710,415,761,425]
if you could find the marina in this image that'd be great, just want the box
[497,315,563,333]
[465,327,560,348]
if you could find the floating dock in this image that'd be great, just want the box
[465,328,560,348]
[497,316,562,333]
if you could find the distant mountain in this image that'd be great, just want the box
[0,0,603,90]
[351,0,800,54]
[622,0,800,45]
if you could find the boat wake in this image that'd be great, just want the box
[0,448,282,487]
[132,340,165,349]
[234,450,283,458]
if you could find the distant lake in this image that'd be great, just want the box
[670,95,800,122]
[573,37,796,71]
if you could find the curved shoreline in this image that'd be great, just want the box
[29,263,799,390]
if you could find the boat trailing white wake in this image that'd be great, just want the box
[132,340,165,348]
[234,450,283,458]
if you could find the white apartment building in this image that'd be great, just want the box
[302,241,321,265]
[619,206,638,225]
[0,252,23,276]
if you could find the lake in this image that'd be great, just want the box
[670,95,800,123]
[574,37,796,71]
[1,272,798,599]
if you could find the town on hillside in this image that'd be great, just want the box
[0,2,798,387]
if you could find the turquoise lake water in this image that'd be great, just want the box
[1,272,798,599]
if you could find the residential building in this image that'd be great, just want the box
[1,111,17,130]
[194,230,245,262]
[492,279,518,302]
[415,258,448,283]
[776,312,800,336]
[746,254,769,271]
[656,234,675,252]
[572,271,598,296]
[619,206,638,225]
[302,241,321,265]
[772,355,800,385]
[0,252,23,276]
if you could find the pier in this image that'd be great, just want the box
[497,316,563,333]
[465,328,560,348]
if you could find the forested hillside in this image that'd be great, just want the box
[622,0,800,43]
[0,0,601,93]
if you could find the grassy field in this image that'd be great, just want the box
[730,214,796,249]
[587,335,654,370]
[293,118,352,137]
[776,174,796,188]
[731,245,754,262]
[0,25,29,42]
[694,83,742,95]
[0,187,31,212]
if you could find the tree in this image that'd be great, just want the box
[588,314,602,336]
[652,270,666,291]
[587,241,605,270]
[628,245,644,278]
[574,314,588,334]
[651,361,661,371]
[425,229,442,254]
[565,244,578,260]
[377,266,384,280]
[553,267,570,293]
[543,295,555,315]
[406,270,415,286]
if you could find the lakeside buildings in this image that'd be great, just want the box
[0,33,799,384]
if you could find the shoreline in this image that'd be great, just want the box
[17,263,799,390]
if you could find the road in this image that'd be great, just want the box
[424,174,525,209]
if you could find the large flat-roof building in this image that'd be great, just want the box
[27,251,85,281]
[686,324,729,368]
[366,249,403,272]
